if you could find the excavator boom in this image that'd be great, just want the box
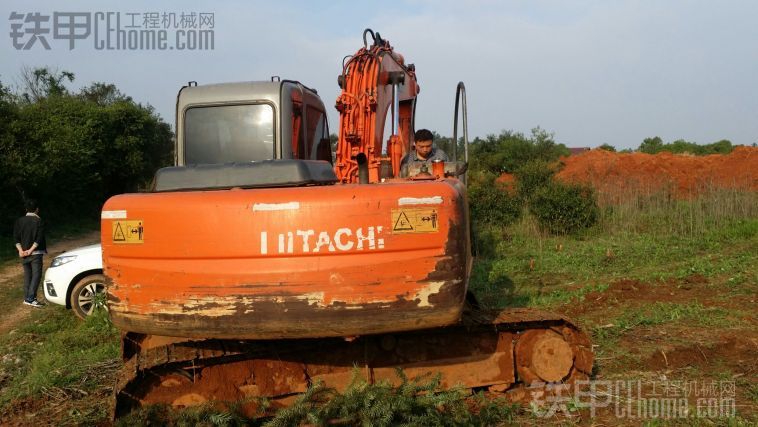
[334,29,419,183]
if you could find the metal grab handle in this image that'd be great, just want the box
[453,82,469,183]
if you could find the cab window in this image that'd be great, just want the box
[184,104,274,164]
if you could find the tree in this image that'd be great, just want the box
[79,82,132,105]
[0,68,173,237]
[19,66,75,102]
[638,136,733,156]
[598,143,616,152]
[468,128,569,175]
[706,139,733,154]
[639,136,663,154]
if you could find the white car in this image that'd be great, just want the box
[43,243,106,319]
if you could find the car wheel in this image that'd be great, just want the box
[70,274,107,319]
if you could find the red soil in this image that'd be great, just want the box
[555,147,757,197]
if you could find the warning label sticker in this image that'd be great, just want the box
[391,209,439,234]
[112,220,144,244]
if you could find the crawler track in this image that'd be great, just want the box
[114,308,593,418]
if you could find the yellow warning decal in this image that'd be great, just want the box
[112,220,144,244]
[391,208,439,234]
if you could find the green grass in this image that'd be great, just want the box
[591,302,734,342]
[0,275,26,319]
[469,217,757,309]
[526,283,610,308]
[0,304,119,421]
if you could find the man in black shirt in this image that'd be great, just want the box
[13,199,46,308]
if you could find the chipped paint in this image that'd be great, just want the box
[152,295,242,317]
[412,280,448,307]
[102,179,469,339]
[102,210,127,219]
[398,196,443,206]
[143,292,329,317]
[252,202,300,211]
[275,292,325,307]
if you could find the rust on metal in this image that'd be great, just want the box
[113,308,593,418]
[515,329,574,383]
[103,180,470,340]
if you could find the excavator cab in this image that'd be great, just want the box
[176,79,331,166]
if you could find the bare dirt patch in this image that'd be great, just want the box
[563,275,732,321]
[1,389,112,427]
[550,273,758,423]
[645,335,757,372]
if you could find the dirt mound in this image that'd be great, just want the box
[555,147,757,198]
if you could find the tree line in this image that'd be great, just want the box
[1,66,743,240]
[0,68,173,238]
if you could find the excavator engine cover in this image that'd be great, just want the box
[102,178,470,339]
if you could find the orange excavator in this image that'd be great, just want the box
[102,29,593,416]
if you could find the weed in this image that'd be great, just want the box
[599,185,757,238]
[265,369,516,427]
[0,304,119,412]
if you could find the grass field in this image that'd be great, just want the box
[0,190,755,425]
[469,188,757,425]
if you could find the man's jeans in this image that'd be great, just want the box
[22,254,43,303]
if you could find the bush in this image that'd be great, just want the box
[514,159,555,200]
[638,136,734,155]
[467,172,522,226]
[266,370,516,427]
[529,182,599,234]
[468,128,569,174]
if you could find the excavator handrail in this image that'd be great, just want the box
[453,81,469,183]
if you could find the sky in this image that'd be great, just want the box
[2,0,757,149]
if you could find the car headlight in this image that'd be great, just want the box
[50,255,77,267]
